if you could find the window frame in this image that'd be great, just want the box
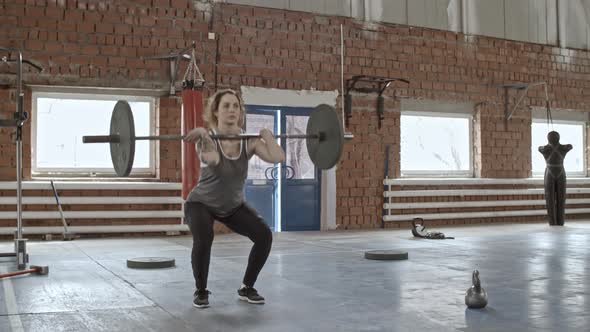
[400,110,474,178]
[531,118,587,178]
[31,90,157,178]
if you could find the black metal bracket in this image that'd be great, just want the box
[0,110,28,129]
[497,82,548,120]
[141,41,204,95]
[344,75,409,129]
[1,56,43,72]
[0,50,42,132]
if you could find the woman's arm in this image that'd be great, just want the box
[251,128,286,163]
[185,127,220,166]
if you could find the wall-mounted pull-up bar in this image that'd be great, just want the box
[344,75,409,129]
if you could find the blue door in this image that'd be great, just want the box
[244,109,277,231]
[244,106,321,232]
[280,108,321,231]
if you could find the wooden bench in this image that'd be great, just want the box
[0,181,186,235]
[383,178,590,224]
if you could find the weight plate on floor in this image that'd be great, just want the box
[110,100,135,177]
[306,104,344,169]
[364,250,408,261]
[126,257,176,269]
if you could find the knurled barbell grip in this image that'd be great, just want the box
[133,133,322,140]
[135,135,185,141]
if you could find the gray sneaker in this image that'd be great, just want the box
[238,286,265,304]
[193,289,211,308]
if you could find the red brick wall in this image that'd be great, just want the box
[158,96,183,181]
[1,1,589,231]
[477,103,532,178]
[336,93,400,229]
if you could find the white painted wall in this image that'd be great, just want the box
[531,107,590,122]
[241,87,338,108]
[365,0,406,25]
[561,0,590,49]
[464,0,505,39]
[218,0,590,51]
[408,0,457,31]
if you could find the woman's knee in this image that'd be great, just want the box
[249,220,272,244]
[259,224,273,246]
[194,231,214,248]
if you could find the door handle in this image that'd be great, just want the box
[264,165,295,180]
[264,166,275,180]
[282,165,294,180]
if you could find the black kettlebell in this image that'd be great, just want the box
[465,270,488,309]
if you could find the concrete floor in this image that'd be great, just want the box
[1,222,589,332]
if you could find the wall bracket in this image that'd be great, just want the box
[344,75,409,129]
[141,42,197,95]
[497,82,548,120]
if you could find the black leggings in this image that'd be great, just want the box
[185,201,273,290]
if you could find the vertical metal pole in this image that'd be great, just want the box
[556,0,561,48]
[16,50,23,240]
[504,88,509,120]
[340,24,345,131]
[15,50,26,270]
[169,59,176,95]
[382,145,390,229]
[17,138,22,240]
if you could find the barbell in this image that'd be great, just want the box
[82,101,352,176]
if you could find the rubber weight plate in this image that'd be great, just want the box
[306,104,344,169]
[364,250,409,261]
[126,257,176,269]
[110,101,135,177]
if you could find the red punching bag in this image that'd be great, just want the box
[181,49,206,200]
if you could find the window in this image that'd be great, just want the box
[531,120,586,177]
[400,112,472,177]
[245,107,316,180]
[245,111,277,180]
[32,91,156,177]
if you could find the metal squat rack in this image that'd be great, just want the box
[0,47,43,270]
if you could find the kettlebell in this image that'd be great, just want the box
[465,270,488,309]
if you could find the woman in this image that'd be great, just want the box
[183,89,285,308]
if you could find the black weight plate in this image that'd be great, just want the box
[126,257,176,269]
[306,104,344,169]
[110,101,135,177]
[364,250,408,261]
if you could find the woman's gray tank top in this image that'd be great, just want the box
[186,130,251,217]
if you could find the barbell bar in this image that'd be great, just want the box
[82,133,329,143]
[82,100,352,177]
